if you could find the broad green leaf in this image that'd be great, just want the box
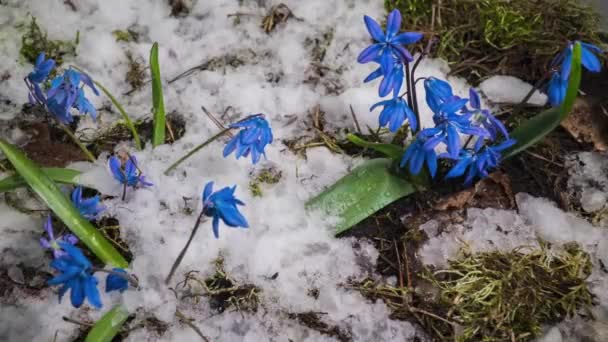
[306,158,416,235]
[346,133,404,160]
[0,139,128,268]
[150,42,166,147]
[84,305,130,342]
[503,42,582,159]
[0,168,81,193]
[94,81,142,150]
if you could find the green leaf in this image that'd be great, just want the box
[503,42,582,159]
[84,305,130,342]
[94,81,142,150]
[0,139,128,268]
[346,134,404,160]
[306,158,416,235]
[0,167,81,193]
[150,42,166,147]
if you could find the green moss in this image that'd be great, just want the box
[112,29,137,43]
[352,244,593,341]
[249,168,282,197]
[386,0,602,82]
[433,244,593,341]
[20,16,79,66]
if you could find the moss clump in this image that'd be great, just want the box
[20,16,79,66]
[433,244,593,341]
[124,51,146,91]
[386,0,602,82]
[249,168,282,197]
[112,29,138,43]
[177,256,261,314]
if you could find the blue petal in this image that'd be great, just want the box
[386,9,402,38]
[71,186,82,206]
[446,125,461,159]
[469,88,481,109]
[440,98,469,115]
[212,215,220,238]
[410,149,425,175]
[363,15,385,42]
[364,67,383,83]
[85,275,102,308]
[106,269,129,293]
[48,265,82,285]
[392,32,423,45]
[202,181,214,204]
[70,277,85,308]
[425,149,438,178]
[391,44,413,63]
[581,45,602,72]
[223,136,239,157]
[109,157,126,183]
[357,44,383,63]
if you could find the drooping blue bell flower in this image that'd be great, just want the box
[71,186,105,220]
[47,242,102,309]
[400,135,438,177]
[370,96,417,132]
[109,155,153,188]
[105,268,129,293]
[202,181,249,239]
[445,139,516,185]
[223,115,273,165]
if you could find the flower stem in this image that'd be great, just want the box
[165,210,206,285]
[92,268,139,288]
[58,124,96,162]
[163,128,232,175]
[94,81,143,151]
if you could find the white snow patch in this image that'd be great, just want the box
[479,75,547,106]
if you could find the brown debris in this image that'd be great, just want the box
[433,172,515,211]
[287,312,352,342]
[561,97,608,151]
[262,4,297,33]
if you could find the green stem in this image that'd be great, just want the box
[164,128,231,175]
[59,124,96,162]
[165,210,206,285]
[94,81,143,150]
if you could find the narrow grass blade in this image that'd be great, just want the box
[306,158,416,235]
[84,305,130,342]
[347,133,404,160]
[150,42,166,147]
[503,42,582,159]
[94,81,142,150]
[0,167,81,193]
[0,139,128,267]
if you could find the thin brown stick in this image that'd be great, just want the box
[175,310,210,342]
[349,105,362,134]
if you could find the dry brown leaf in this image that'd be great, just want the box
[561,98,608,151]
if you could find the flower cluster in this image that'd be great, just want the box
[358,10,423,132]
[547,41,603,106]
[109,155,153,188]
[357,10,515,185]
[26,53,99,124]
[47,242,130,308]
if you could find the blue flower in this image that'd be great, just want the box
[446,139,516,185]
[202,181,249,239]
[105,268,129,293]
[468,88,508,140]
[71,186,105,220]
[548,41,603,107]
[357,9,423,70]
[400,136,438,177]
[547,71,568,107]
[109,155,153,188]
[560,41,603,80]
[46,69,99,124]
[370,96,417,132]
[223,115,273,165]
[47,242,102,308]
[424,77,454,113]
[421,98,490,158]
[364,56,405,97]
[28,53,55,83]
[39,216,78,259]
